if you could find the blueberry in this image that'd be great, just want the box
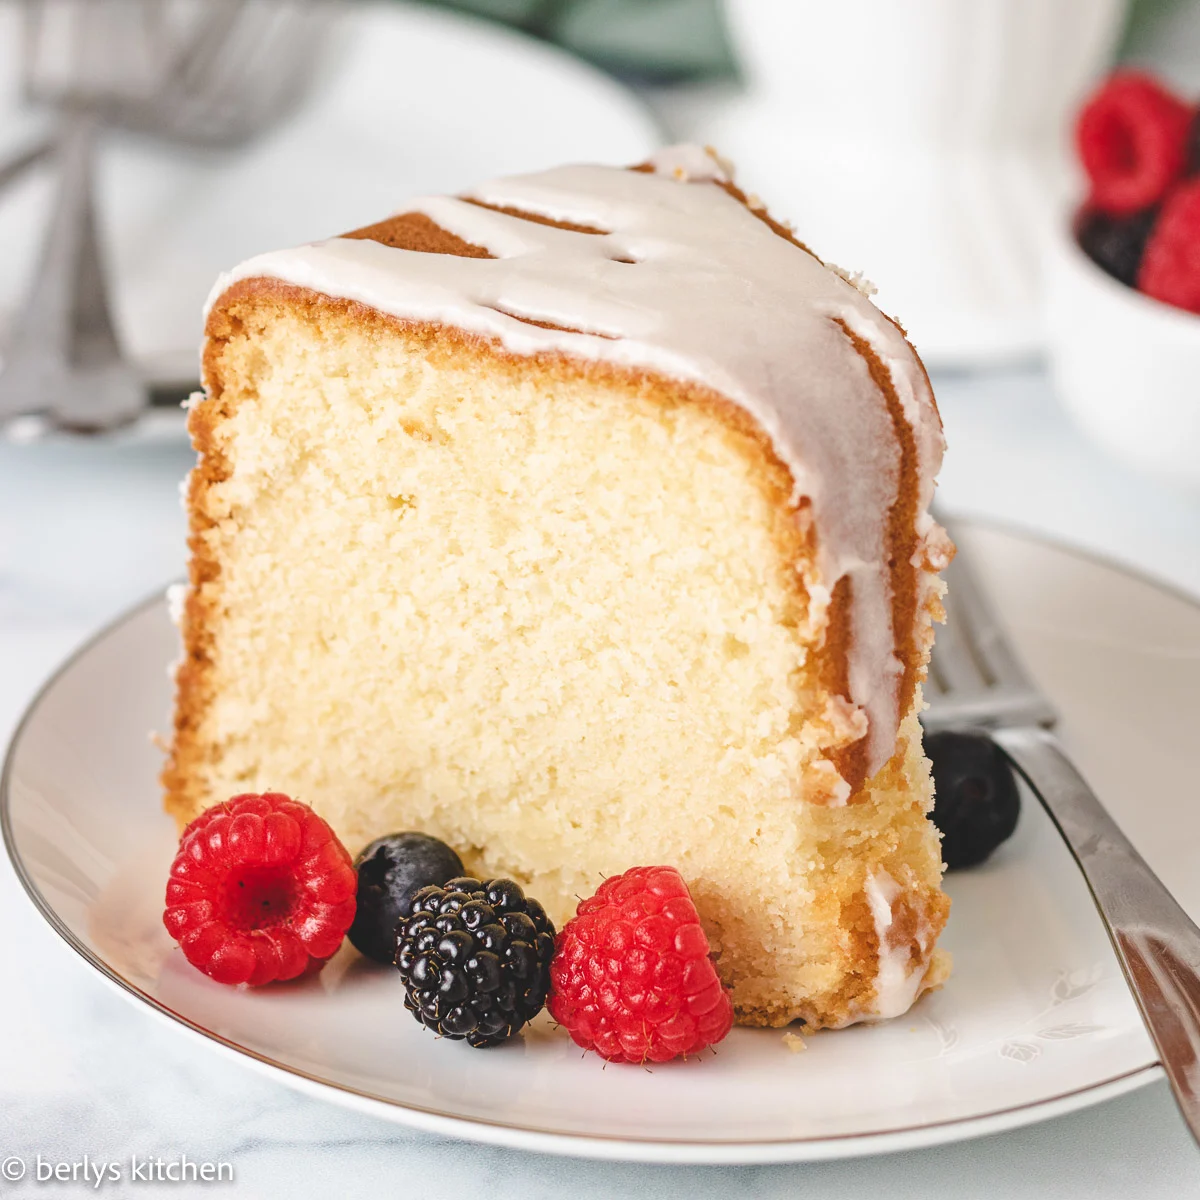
[926,730,1021,870]
[1187,108,1200,176]
[347,832,464,964]
[1077,207,1158,288]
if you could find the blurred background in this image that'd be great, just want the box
[2,4,1200,1190]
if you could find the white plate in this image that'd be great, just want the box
[4,522,1199,1163]
[0,1,659,393]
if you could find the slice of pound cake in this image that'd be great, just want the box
[164,145,954,1029]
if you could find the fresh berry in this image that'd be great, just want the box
[348,832,464,964]
[176,798,230,847]
[163,793,357,985]
[1186,108,1200,175]
[1077,206,1159,287]
[548,866,733,1064]
[926,732,1020,870]
[395,876,555,1047]
[1076,71,1191,215]
[1138,179,1200,314]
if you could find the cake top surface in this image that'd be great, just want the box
[208,144,946,786]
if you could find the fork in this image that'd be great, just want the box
[0,3,151,431]
[0,0,333,433]
[926,511,1200,1147]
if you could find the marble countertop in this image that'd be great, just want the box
[3,368,1200,1197]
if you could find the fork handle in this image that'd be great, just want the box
[995,725,1200,1145]
[7,114,100,355]
[0,134,52,194]
[0,112,142,430]
[0,113,99,421]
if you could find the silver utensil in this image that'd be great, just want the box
[18,1,332,149]
[0,136,54,194]
[0,0,334,434]
[926,513,1200,1148]
[0,110,142,431]
[0,1,155,431]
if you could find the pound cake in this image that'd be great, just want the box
[164,145,954,1029]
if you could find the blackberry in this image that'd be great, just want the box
[348,832,464,964]
[394,876,556,1048]
[926,730,1021,870]
[1077,207,1159,288]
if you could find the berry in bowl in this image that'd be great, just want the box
[1045,71,1200,492]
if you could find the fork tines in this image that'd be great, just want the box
[923,514,1058,733]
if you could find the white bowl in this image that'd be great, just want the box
[1044,215,1200,492]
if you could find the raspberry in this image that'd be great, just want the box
[1076,71,1191,215]
[1138,180,1200,314]
[547,866,733,1064]
[163,793,357,986]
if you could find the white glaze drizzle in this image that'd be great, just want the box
[206,145,944,781]
[863,868,932,1019]
[166,582,187,627]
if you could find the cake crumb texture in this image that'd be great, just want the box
[165,287,948,1029]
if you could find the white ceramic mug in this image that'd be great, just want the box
[716,0,1129,366]
[725,0,1127,151]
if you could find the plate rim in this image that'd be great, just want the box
[4,516,1190,1162]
